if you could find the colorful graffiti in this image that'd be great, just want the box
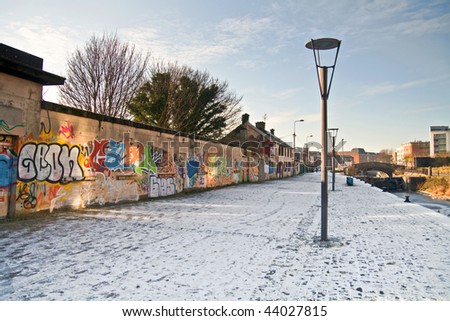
[58,121,75,139]
[84,139,158,175]
[0,119,24,134]
[37,184,61,211]
[16,182,59,211]
[16,182,38,209]
[0,149,16,187]
[206,155,233,187]
[17,142,84,184]
[187,159,199,185]
[133,144,157,175]
[9,112,267,216]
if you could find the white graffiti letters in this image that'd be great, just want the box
[149,175,176,198]
[18,142,84,184]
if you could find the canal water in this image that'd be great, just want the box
[390,190,450,217]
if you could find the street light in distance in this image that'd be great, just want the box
[328,128,339,191]
[293,119,304,175]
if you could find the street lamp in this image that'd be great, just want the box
[305,37,341,242]
[305,135,313,167]
[340,138,345,169]
[328,128,339,191]
[293,119,304,175]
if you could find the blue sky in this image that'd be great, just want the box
[1,0,449,152]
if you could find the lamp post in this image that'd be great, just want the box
[305,135,313,168]
[328,128,339,191]
[305,37,341,242]
[293,119,304,175]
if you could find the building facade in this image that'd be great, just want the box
[430,126,450,157]
[337,148,377,165]
[221,113,295,180]
[394,141,430,167]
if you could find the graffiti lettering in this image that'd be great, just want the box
[104,140,125,171]
[88,139,159,175]
[16,182,37,209]
[149,175,176,198]
[0,119,24,133]
[37,184,60,211]
[186,159,199,188]
[89,139,110,172]
[58,121,75,139]
[134,145,158,175]
[18,142,84,184]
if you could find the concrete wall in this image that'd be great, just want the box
[0,73,41,138]
[7,102,262,215]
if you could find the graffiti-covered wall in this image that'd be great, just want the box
[9,102,260,214]
[1,44,293,218]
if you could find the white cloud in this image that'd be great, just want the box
[235,59,265,70]
[362,76,447,97]
[217,16,272,40]
[406,103,449,115]
[0,17,84,103]
[120,27,171,59]
[1,17,80,75]
[272,87,302,100]
[122,16,273,66]
[393,12,450,35]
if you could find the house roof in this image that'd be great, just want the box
[0,43,65,86]
[224,120,292,148]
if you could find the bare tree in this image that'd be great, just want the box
[59,33,149,119]
[378,149,394,163]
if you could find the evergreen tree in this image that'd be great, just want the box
[128,62,242,139]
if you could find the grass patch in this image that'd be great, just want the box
[419,176,450,198]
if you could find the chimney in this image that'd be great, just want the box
[270,128,275,135]
[255,121,266,131]
[241,113,250,124]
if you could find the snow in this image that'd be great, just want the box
[0,173,449,300]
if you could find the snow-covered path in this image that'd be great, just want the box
[1,173,449,300]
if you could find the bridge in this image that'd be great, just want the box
[347,162,405,178]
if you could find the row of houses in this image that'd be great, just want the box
[0,44,298,219]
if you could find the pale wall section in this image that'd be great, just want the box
[0,72,43,217]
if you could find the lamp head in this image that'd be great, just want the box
[305,38,340,50]
[306,37,341,98]
[305,38,341,68]
[328,128,339,138]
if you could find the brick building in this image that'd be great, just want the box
[394,141,430,167]
[337,148,377,165]
[221,113,295,179]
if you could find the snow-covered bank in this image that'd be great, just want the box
[0,173,449,300]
